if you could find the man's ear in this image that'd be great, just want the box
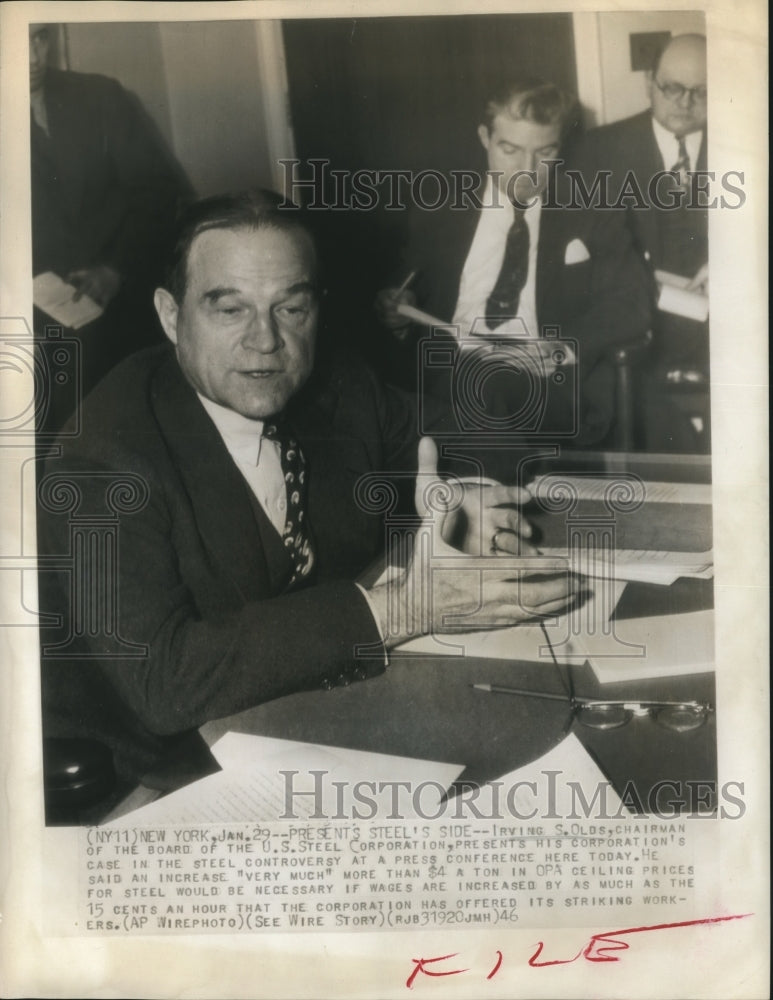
[154,288,179,345]
[644,70,655,102]
[477,123,490,153]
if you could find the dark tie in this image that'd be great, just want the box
[486,210,530,330]
[262,420,315,588]
[671,137,690,188]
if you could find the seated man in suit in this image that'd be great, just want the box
[571,34,709,451]
[376,76,651,448]
[38,191,576,792]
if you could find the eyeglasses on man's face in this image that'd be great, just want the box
[654,78,708,104]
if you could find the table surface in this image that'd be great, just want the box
[115,453,717,821]
[199,577,715,812]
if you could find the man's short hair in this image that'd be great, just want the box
[481,77,579,138]
[164,189,314,302]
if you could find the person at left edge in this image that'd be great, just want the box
[29,23,193,431]
[38,191,577,788]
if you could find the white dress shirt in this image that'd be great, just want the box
[453,174,542,339]
[651,116,703,172]
[198,394,286,535]
[198,394,388,653]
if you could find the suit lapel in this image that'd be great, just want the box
[535,191,570,321]
[149,356,287,602]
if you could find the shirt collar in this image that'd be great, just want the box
[483,174,542,226]
[198,393,264,466]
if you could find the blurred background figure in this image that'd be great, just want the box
[30,23,193,433]
[572,34,709,452]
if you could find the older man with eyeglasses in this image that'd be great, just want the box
[572,33,709,453]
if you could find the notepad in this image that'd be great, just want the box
[655,269,709,322]
[33,271,104,329]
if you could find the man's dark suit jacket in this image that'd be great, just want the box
[31,68,190,285]
[572,111,710,451]
[38,346,428,782]
[389,174,652,445]
[571,109,708,278]
[32,70,193,432]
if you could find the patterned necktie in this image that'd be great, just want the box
[486,210,530,330]
[671,137,690,189]
[262,420,315,588]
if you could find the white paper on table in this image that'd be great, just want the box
[582,609,715,684]
[107,734,464,826]
[537,545,714,585]
[654,268,709,321]
[455,732,627,815]
[33,270,104,329]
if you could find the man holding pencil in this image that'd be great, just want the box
[376,77,651,447]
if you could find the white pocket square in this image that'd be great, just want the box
[564,238,591,265]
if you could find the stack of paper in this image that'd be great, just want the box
[527,474,713,585]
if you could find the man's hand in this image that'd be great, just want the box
[686,262,709,297]
[413,457,535,557]
[66,265,122,307]
[366,438,577,648]
[374,286,417,338]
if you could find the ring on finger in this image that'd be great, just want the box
[490,527,514,554]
